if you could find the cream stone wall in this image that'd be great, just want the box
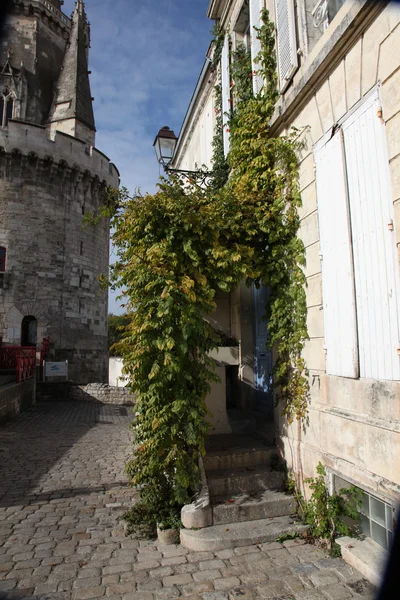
[273,3,400,503]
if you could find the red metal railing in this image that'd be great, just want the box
[0,346,20,370]
[16,348,36,383]
[0,346,36,383]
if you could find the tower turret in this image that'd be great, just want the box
[48,0,95,145]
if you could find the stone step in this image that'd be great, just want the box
[207,466,285,497]
[212,490,296,525]
[180,515,308,551]
[203,444,277,472]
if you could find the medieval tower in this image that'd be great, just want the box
[0,0,119,383]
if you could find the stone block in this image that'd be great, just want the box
[299,153,315,192]
[305,273,322,311]
[214,576,240,589]
[361,11,391,95]
[303,241,321,279]
[302,338,325,372]
[382,69,400,123]
[307,305,324,339]
[345,39,362,110]
[316,81,334,134]
[329,62,347,122]
[300,210,319,249]
[378,21,400,83]
[299,182,317,221]
[181,580,214,596]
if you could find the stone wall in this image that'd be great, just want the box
[0,378,36,424]
[271,2,400,503]
[0,122,119,383]
[69,383,134,406]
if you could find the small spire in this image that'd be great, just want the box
[48,0,95,135]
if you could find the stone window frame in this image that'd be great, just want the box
[0,88,16,127]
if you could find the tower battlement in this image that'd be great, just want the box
[0,121,119,188]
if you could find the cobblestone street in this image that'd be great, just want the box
[0,401,377,600]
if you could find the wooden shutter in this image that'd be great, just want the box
[342,92,400,380]
[249,0,264,96]
[221,34,230,156]
[274,0,298,91]
[315,131,359,378]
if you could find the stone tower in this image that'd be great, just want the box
[0,0,119,383]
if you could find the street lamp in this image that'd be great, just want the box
[153,125,213,185]
[153,126,178,168]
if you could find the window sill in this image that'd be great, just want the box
[336,535,388,586]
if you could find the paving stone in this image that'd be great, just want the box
[149,565,174,578]
[199,559,226,571]
[72,585,106,599]
[163,573,193,586]
[105,582,136,595]
[187,551,215,562]
[181,580,215,595]
[161,555,187,566]
[320,583,354,599]
[257,579,293,598]
[234,545,261,555]
[103,564,133,575]
[73,577,102,589]
[155,586,180,598]
[215,549,234,560]
[214,576,241,590]
[309,570,340,587]
[193,569,222,582]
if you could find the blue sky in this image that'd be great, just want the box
[63,0,213,314]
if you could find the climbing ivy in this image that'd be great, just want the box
[210,24,229,190]
[110,9,308,526]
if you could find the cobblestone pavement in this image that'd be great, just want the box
[0,401,377,600]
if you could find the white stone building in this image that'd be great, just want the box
[173,0,400,557]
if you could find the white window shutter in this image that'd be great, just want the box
[342,94,400,381]
[249,0,264,96]
[315,131,359,379]
[221,35,230,156]
[274,0,298,91]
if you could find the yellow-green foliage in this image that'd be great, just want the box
[107,10,308,519]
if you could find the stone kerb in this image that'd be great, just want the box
[0,121,119,187]
[69,382,135,406]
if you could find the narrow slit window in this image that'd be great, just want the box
[0,247,6,272]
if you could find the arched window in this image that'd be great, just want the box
[0,247,6,272]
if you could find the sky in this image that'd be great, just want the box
[63,0,213,314]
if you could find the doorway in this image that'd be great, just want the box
[21,316,37,347]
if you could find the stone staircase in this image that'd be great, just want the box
[180,433,307,551]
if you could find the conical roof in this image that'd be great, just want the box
[49,0,95,131]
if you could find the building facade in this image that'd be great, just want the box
[173,0,400,552]
[0,0,119,383]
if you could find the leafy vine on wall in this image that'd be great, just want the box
[106,9,308,529]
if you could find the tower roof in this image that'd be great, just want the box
[49,0,95,131]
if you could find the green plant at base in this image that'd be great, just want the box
[275,532,301,543]
[301,463,362,553]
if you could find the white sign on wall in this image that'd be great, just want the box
[44,361,68,379]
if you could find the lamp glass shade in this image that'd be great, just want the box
[153,127,178,166]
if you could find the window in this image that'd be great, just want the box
[273,0,298,91]
[333,475,394,550]
[0,247,6,272]
[0,89,15,127]
[315,90,400,381]
[360,492,394,550]
[306,0,346,51]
